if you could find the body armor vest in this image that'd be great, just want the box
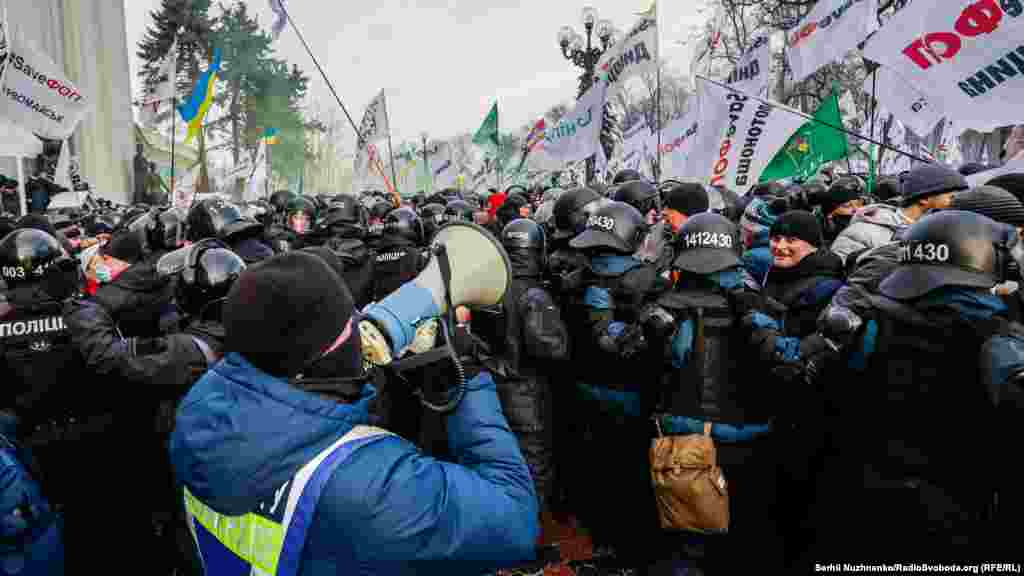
[370,239,421,302]
[658,289,771,425]
[0,298,77,419]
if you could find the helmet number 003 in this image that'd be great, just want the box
[2,266,29,280]
[684,232,733,249]
[901,242,950,263]
[587,215,615,232]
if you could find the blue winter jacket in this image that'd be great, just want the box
[170,353,539,576]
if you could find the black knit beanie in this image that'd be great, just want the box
[224,251,355,378]
[770,210,823,247]
[663,183,710,217]
[952,185,1024,226]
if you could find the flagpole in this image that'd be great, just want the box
[696,74,932,165]
[171,97,176,207]
[382,93,400,202]
[869,68,879,186]
[275,2,368,160]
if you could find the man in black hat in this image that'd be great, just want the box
[831,164,966,265]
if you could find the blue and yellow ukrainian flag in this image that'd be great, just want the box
[177,48,222,144]
[262,128,280,145]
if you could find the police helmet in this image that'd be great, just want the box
[672,213,741,275]
[369,199,393,221]
[269,190,295,214]
[874,176,902,202]
[879,210,1005,300]
[383,207,424,245]
[285,196,318,235]
[0,228,78,300]
[444,199,475,223]
[324,196,367,237]
[175,238,246,318]
[552,187,603,240]
[501,218,546,254]
[419,203,447,241]
[613,169,643,185]
[151,207,189,251]
[570,201,647,254]
[613,179,660,215]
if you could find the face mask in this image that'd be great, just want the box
[95,263,112,283]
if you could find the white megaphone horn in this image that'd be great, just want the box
[360,221,511,365]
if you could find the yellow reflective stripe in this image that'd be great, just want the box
[184,487,285,574]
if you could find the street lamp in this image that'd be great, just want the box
[415,132,439,194]
[557,6,616,184]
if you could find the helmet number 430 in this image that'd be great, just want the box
[900,242,950,263]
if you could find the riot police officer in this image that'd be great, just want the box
[320,196,376,309]
[646,213,779,572]
[495,219,569,522]
[370,207,427,302]
[565,200,667,565]
[809,210,1024,564]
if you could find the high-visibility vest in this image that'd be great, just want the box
[183,425,395,576]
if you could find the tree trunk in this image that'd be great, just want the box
[230,77,243,200]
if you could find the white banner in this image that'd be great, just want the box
[621,121,652,174]
[787,0,879,84]
[864,0,1024,132]
[532,80,607,167]
[0,29,89,140]
[864,65,945,139]
[654,110,700,180]
[597,4,658,93]
[726,35,770,97]
[687,78,806,195]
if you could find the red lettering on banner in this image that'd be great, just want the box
[902,0,1019,70]
[955,0,1003,36]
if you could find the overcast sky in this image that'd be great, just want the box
[125,0,705,151]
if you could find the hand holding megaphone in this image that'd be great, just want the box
[361,221,511,366]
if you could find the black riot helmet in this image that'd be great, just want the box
[151,207,189,250]
[502,218,547,276]
[552,187,603,240]
[672,213,742,275]
[269,190,295,215]
[612,179,660,216]
[570,200,647,255]
[383,207,424,245]
[0,228,79,300]
[324,196,367,238]
[174,238,247,319]
[369,199,392,221]
[188,198,249,242]
[879,210,1009,300]
[613,169,643,185]
[444,199,475,223]
[419,202,447,241]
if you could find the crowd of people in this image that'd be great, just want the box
[0,161,1022,574]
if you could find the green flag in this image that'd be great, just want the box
[472,102,499,154]
[759,88,849,183]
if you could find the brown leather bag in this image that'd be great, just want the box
[649,421,729,534]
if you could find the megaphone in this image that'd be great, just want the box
[361,221,511,364]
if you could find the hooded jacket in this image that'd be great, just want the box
[170,353,538,575]
[830,203,912,264]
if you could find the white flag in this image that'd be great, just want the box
[863,0,1024,132]
[786,0,879,84]
[726,35,770,97]
[597,4,658,93]
[690,4,726,84]
[0,19,9,86]
[0,28,89,139]
[686,77,806,195]
[269,0,288,41]
[863,65,945,139]
[531,80,607,167]
[356,89,388,147]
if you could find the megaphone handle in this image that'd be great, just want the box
[433,244,455,318]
